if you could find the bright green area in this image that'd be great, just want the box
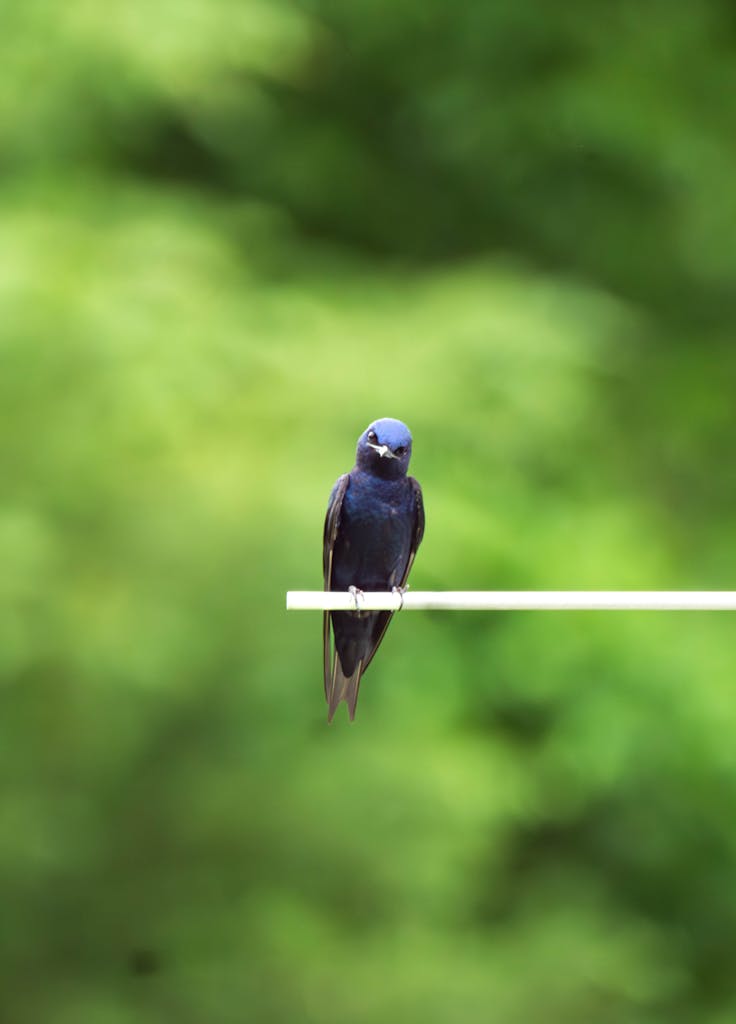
[2,2,736,1022]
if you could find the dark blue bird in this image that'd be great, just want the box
[323,418,424,721]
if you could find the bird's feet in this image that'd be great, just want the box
[348,585,365,612]
[391,585,408,611]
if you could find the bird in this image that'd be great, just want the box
[323,418,424,721]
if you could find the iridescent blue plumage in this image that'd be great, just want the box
[323,418,424,721]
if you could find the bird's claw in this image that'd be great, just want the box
[392,585,408,611]
[348,585,365,612]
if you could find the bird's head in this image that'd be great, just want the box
[356,418,413,478]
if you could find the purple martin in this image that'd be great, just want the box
[323,418,425,721]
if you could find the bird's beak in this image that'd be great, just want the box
[367,442,398,459]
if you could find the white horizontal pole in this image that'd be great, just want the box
[287,591,736,611]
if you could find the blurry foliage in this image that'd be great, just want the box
[1,1,736,1022]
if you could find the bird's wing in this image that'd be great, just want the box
[399,476,425,588]
[323,474,350,698]
[360,476,425,675]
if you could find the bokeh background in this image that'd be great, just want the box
[3,2,736,1022]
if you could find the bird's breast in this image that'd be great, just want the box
[333,477,413,589]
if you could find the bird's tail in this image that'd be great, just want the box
[327,656,364,723]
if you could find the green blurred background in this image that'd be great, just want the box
[2,2,736,1021]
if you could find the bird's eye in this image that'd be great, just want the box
[367,430,377,443]
[395,445,407,456]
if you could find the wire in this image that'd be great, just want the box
[287,591,736,611]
